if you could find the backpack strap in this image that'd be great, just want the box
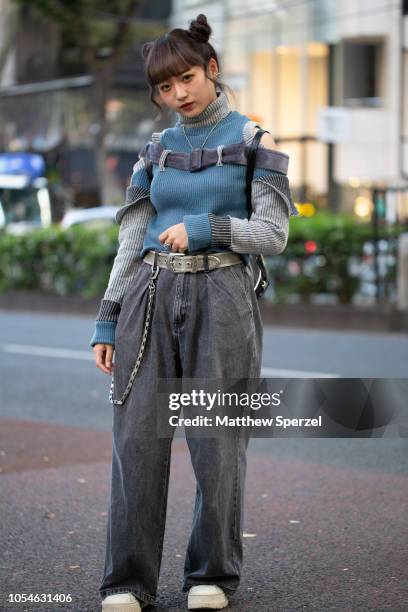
[138,141,154,184]
[244,127,270,294]
[145,156,153,184]
[245,128,266,215]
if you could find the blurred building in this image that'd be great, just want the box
[0,0,171,209]
[172,0,408,221]
[1,0,408,220]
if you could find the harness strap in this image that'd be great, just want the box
[139,141,289,175]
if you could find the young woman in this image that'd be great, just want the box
[90,13,298,612]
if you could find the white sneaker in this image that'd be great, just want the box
[187,585,229,610]
[102,592,142,612]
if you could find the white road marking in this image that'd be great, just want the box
[261,367,340,378]
[2,344,340,377]
[1,343,94,360]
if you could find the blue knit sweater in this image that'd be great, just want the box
[89,90,298,348]
[137,111,276,263]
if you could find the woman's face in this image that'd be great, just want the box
[156,59,219,117]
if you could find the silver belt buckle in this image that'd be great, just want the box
[168,253,184,273]
[168,254,199,273]
[179,255,198,273]
[209,255,221,270]
[189,257,198,273]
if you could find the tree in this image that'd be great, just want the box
[0,4,19,83]
[13,0,166,205]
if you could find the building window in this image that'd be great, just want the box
[342,39,383,108]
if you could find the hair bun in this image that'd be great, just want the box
[141,41,153,60]
[188,14,211,43]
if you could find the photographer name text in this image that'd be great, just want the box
[168,415,322,428]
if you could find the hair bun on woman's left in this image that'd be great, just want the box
[187,13,212,43]
[141,41,153,59]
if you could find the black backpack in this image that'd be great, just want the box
[143,127,270,299]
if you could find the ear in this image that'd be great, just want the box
[254,127,278,151]
[208,57,219,76]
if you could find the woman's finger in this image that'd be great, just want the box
[93,345,112,374]
[105,345,114,372]
[159,230,168,244]
[95,348,108,373]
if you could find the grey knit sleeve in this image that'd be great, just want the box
[208,180,291,256]
[208,121,298,256]
[100,191,155,310]
[231,178,291,255]
[89,157,155,347]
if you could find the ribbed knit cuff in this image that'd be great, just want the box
[96,299,121,322]
[208,213,232,247]
[89,320,117,348]
[183,213,212,252]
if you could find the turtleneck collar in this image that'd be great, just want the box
[175,89,232,128]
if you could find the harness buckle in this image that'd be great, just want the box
[189,148,203,172]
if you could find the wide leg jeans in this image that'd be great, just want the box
[99,255,263,607]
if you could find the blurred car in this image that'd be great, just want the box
[0,152,53,235]
[60,206,119,230]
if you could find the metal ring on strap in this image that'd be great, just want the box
[216,145,224,166]
[159,149,172,171]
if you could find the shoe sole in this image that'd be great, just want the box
[102,602,141,612]
[187,593,229,610]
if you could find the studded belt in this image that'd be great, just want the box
[143,250,243,273]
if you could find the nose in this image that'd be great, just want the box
[174,84,188,100]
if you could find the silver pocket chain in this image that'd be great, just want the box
[109,264,160,406]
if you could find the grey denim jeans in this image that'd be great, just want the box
[99,253,263,608]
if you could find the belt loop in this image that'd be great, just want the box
[203,253,209,272]
[152,251,159,272]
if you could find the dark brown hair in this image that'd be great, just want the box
[140,14,235,120]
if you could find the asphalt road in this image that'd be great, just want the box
[1,311,407,612]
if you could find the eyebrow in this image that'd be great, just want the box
[160,71,193,85]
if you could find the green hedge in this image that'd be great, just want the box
[0,224,119,298]
[268,211,403,304]
[0,212,404,303]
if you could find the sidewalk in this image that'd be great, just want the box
[1,417,407,612]
[1,290,408,332]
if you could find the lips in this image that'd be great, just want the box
[180,102,194,110]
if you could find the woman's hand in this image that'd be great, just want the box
[93,343,114,374]
[159,223,188,253]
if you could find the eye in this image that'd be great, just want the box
[183,74,192,80]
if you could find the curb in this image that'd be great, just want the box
[0,290,407,332]
[259,302,408,333]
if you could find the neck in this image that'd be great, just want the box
[176,89,232,128]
